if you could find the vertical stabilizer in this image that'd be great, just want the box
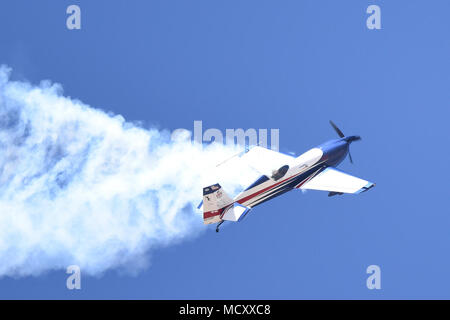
[202,184,233,224]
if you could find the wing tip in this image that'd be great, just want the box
[356,182,375,194]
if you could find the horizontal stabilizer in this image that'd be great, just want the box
[221,203,251,222]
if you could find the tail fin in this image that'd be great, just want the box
[202,183,233,225]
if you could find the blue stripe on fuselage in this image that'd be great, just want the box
[245,165,326,208]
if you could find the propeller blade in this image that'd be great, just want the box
[329,120,345,138]
[348,150,354,164]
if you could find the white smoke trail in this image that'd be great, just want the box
[0,66,258,277]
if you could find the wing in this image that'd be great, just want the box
[300,167,375,194]
[240,146,294,177]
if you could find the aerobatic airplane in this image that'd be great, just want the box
[198,121,375,232]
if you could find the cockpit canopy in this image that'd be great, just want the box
[271,165,289,181]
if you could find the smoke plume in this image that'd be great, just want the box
[0,66,257,277]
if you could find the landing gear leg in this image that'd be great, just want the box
[216,221,224,233]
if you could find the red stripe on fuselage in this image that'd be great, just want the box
[203,208,224,219]
[247,175,311,207]
[236,170,306,205]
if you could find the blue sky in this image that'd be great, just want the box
[0,0,450,299]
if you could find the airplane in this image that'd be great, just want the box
[198,121,375,232]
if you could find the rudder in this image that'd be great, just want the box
[202,184,233,225]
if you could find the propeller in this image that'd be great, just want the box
[329,120,345,138]
[348,151,354,164]
[329,120,360,164]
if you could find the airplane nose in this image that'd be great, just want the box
[319,140,349,167]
